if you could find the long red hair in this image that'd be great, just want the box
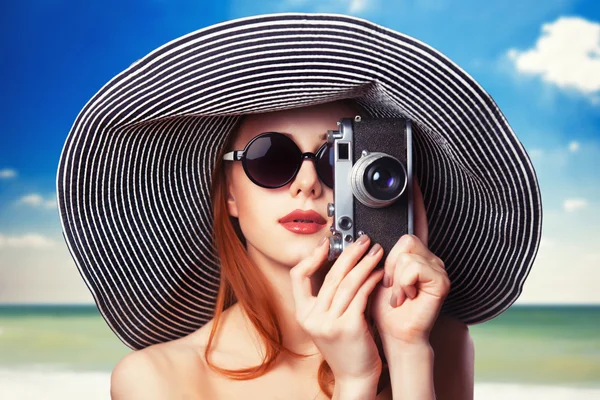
[206,105,389,397]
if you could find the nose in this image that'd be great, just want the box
[289,158,323,198]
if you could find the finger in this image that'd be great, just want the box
[346,268,385,316]
[289,236,330,311]
[391,261,447,307]
[390,261,422,307]
[389,253,447,307]
[314,234,371,311]
[328,243,383,316]
[383,234,441,288]
[389,254,427,306]
[398,234,437,262]
[395,252,440,276]
[383,235,416,289]
[386,175,429,282]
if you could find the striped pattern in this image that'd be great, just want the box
[56,13,542,350]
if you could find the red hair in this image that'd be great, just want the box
[206,107,389,397]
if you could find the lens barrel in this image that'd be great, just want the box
[350,152,407,208]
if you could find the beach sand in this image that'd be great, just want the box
[1,368,600,399]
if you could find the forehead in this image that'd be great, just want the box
[232,101,360,146]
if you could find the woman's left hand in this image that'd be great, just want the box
[370,234,451,346]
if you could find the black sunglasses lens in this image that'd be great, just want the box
[245,134,300,188]
[317,144,334,188]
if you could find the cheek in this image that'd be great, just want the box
[232,178,276,228]
[234,189,284,254]
[230,165,255,204]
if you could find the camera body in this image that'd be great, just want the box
[326,116,413,262]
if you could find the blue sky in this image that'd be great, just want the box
[0,0,599,304]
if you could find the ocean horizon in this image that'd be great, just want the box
[0,303,599,385]
[0,303,599,399]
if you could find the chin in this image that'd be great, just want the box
[273,244,316,267]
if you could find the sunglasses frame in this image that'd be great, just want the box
[222,132,333,189]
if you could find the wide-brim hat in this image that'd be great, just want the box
[57,13,542,350]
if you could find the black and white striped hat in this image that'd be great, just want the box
[57,13,542,350]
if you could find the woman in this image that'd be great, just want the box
[113,100,473,399]
[56,13,541,400]
[107,101,469,399]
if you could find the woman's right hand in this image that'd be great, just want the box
[289,234,385,385]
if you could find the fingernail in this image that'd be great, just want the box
[356,234,369,244]
[390,293,398,308]
[318,236,328,247]
[368,243,381,256]
[382,273,390,288]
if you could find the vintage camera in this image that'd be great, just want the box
[326,116,413,263]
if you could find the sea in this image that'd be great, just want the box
[0,304,599,399]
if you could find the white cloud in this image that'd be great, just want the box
[568,141,580,152]
[516,236,600,304]
[0,233,55,249]
[0,236,94,303]
[349,0,368,13]
[0,168,17,179]
[507,16,600,99]
[17,194,57,210]
[19,194,44,206]
[526,139,598,170]
[44,199,58,209]
[529,148,544,159]
[563,198,588,212]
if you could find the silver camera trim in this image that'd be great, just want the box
[326,118,355,260]
[407,120,414,236]
[326,117,414,260]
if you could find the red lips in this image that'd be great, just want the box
[279,209,328,234]
[279,209,327,224]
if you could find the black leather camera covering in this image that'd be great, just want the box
[352,118,412,266]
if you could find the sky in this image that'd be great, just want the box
[0,0,599,304]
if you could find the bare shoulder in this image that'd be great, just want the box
[110,338,209,400]
[430,315,475,400]
[111,347,169,399]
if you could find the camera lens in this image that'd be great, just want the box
[364,157,405,201]
[372,169,395,190]
[351,152,407,208]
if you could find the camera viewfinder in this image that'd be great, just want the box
[338,143,349,160]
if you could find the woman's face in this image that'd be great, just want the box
[225,101,356,267]
[225,100,430,269]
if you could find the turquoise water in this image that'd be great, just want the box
[0,304,598,385]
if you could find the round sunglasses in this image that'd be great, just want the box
[222,132,334,189]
